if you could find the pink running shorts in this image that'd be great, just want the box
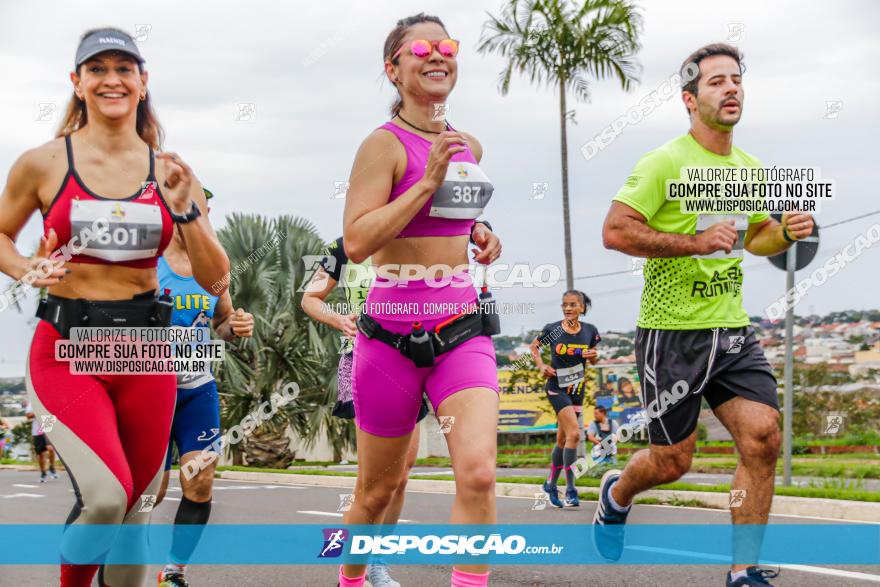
[351,273,498,437]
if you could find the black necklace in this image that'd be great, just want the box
[396,113,449,134]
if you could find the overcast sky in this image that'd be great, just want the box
[1,0,878,377]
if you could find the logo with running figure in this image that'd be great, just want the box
[38,415,58,433]
[824,100,843,120]
[133,24,152,42]
[531,182,548,200]
[438,416,455,434]
[431,102,449,121]
[337,493,355,512]
[332,181,350,199]
[726,22,745,43]
[35,102,57,122]
[318,528,349,558]
[138,494,157,513]
[234,103,256,122]
[728,489,747,508]
[727,336,745,354]
[139,181,157,200]
[824,413,845,435]
[531,492,549,511]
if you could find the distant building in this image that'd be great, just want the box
[851,342,880,377]
[803,336,855,364]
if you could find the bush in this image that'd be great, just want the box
[696,422,708,442]
[11,422,30,447]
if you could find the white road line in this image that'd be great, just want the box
[1,493,44,499]
[164,497,181,502]
[12,484,40,488]
[627,546,880,583]
[203,479,306,489]
[296,510,414,523]
[297,511,343,518]
[779,564,880,583]
[214,485,284,491]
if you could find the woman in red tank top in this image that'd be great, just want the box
[0,27,229,587]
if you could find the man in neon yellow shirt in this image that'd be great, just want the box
[596,43,814,587]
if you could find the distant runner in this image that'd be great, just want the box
[531,290,600,508]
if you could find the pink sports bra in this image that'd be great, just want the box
[380,122,494,238]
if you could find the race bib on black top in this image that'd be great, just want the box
[556,363,585,388]
[71,200,163,262]
[429,162,494,219]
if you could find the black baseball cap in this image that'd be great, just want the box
[75,28,144,68]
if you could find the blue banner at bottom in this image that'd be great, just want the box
[0,524,877,565]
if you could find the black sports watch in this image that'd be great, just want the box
[169,201,202,224]
[469,220,493,245]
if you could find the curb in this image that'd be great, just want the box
[218,471,880,524]
[0,463,38,471]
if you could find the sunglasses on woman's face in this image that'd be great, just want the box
[393,38,460,61]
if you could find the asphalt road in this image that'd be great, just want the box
[2,469,878,586]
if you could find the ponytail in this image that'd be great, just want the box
[563,289,592,315]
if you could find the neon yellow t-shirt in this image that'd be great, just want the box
[613,133,769,330]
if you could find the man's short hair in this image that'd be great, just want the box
[680,43,744,96]
[595,406,607,414]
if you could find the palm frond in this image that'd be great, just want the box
[478,0,643,101]
[215,215,355,465]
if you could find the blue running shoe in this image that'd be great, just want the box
[726,566,779,586]
[542,480,563,508]
[591,469,630,561]
[564,487,580,507]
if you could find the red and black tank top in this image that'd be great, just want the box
[42,134,174,269]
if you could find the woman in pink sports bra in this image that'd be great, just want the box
[340,13,502,587]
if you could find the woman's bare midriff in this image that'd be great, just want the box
[48,263,158,301]
[373,235,471,279]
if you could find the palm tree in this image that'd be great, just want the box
[215,214,355,465]
[479,0,642,289]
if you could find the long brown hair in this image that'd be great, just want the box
[56,27,164,149]
[383,13,447,117]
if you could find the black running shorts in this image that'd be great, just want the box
[634,326,778,445]
[545,385,584,414]
[33,434,49,454]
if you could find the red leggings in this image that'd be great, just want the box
[27,320,176,586]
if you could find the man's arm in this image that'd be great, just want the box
[586,424,600,445]
[603,201,738,257]
[745,213,814,257]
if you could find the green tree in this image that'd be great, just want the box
[215,214,355,465]
[479,0,642,289]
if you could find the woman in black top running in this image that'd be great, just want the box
[530,290,600,508]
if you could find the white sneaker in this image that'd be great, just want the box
[366,563,401,587]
